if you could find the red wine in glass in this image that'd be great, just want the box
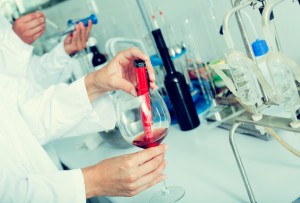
[116,90,185,203]
[132,128,168,149]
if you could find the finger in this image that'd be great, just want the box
[126,63,137,86]
[132,144,167,166]
[134,160,167,189]
[71,28,79,45]
[110,77,137,96]
[145,60,156,88]
[135,154,165,178]
[73,24,82,50]
[17,11,44,23]
[25,17,45,30]
[24,23,45,37]
[79,22,86,49]
[85,20,92,41]
[122,47,157,88]
[123,47,150,62]
[30,28,45,42]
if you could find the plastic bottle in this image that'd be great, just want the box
[252,39,272,86]
[267,52,299,113]
[152,29,200,131]
[227,51,262,107]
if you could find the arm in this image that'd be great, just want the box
[16,47,156,144]
[0,15,33,78]
[27,21,93,88]
[0,145,167,202]
[12,12,92,87]
[0,168,85,203]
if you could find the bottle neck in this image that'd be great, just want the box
[151,29,176,75]
[90,46,100,54]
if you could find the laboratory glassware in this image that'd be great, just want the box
[262,0,300,127]
[116,90,185,203]
[152,28,200,131]
[61,14,98,36]
[221,0,263,121]
[117,59,185,202]
[183,18,213,105]
[88,37,107,68]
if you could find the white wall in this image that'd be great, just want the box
[43,0,300,63]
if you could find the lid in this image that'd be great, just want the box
[134,59,146,68]
[87,37,97,47]
[252,39,269,57]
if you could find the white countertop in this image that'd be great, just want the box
[53,122,300,203]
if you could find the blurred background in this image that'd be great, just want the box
[1,0,299,63]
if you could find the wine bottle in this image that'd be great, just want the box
[91,45,107,67]
[152,29,200,131]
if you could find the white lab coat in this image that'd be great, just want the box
[0,14,90,170]
[0,74,116,203]
[0,15,74,88]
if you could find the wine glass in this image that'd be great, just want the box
[116,90,185,202]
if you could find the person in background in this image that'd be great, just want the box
[0,46,166,203]
[0,11,93,170]
[0,11,91,88]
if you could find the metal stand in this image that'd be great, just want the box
[229,111,300,203]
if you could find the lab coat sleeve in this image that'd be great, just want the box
[27,42,74,88]
[0,15,33,78]
[0,169,86,203]
[16,76,116,145]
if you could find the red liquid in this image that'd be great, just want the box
[132,128,168,149]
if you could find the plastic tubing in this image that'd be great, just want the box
[222,0,257,51]
[240,10,259,40]
[262,0,286,50]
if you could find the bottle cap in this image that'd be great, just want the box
[87,37,97,47]
[134,59,146,68]
[252,39,269,57]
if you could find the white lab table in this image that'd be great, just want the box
[53,123,300,203]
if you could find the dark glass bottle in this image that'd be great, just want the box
[90,46,107,67]
[152,29,200,131]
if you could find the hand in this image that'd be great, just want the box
[85,47,158,101]
[12,11,46,44]
[82,144,168,198]
[63,21,92,55]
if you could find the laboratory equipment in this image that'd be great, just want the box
[262,0,300,127]
[61,14,98,37]
[137,0,199,131]
[152,28,200,131]
[116,89,185,203]
[157,8,191,88]
[48,14,98,38]
[134,60,153,142]
[183,19,213,105]
[225,1,300,203]
[88,37,107,68]
[228,0,272,102]
[221,0,263,121]
[251,39,272,85]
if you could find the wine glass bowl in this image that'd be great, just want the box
[116,90,170,149]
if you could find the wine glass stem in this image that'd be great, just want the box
[162,180,170,194]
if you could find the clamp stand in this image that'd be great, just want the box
[229,111,300,203]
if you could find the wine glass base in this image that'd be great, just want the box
[149,186,185,203]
